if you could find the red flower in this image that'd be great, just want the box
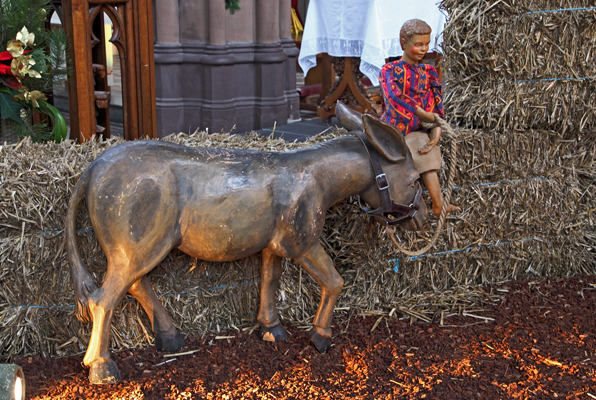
[0,50,23,88]
[0,50,12,61]
[0,50,14,75]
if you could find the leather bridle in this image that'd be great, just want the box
[354,131,423,226]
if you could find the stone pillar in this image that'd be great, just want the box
[208,0,226,46]
[154,0,183,136]
[154,0,299,136]
[155,0,180,44]
[257,0,279,43]
[201,0,236,132]
[279,0,291,40]
[280,0,300,121]
[254,0,289,127]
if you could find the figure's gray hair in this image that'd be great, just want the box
[400,19,432,50]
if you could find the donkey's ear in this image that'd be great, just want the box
[361,114,409,162]
[336,102,364,132]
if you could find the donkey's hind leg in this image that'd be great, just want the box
[82,262,137,384]
[82,246,176,384]
[128,275,186,351]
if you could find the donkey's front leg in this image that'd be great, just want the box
[257,248,288,342]
[295,243,344,353]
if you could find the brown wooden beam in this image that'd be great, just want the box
[63,0,96,142]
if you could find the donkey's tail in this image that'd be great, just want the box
[65,167,97,322]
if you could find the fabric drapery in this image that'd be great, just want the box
[298,0,445,86]
[291,8,304,38]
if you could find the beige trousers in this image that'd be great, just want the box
[405,131,442,174]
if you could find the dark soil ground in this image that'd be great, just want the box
[16,275,596,399]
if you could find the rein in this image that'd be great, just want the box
[353,130,423,226]
[386,115,459,257]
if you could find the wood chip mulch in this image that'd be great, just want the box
[17,275,596,399]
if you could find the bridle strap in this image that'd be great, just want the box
[353,131,393,211]
[353,130,422,226]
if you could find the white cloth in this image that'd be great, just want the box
[298,0,446,86]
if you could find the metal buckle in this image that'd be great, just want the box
[406,183,422,209]
[376,174,389,190]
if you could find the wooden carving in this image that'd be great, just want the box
[62,0,156,141]
[66,108,427,384]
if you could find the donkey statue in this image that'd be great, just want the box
[66,103,427,383]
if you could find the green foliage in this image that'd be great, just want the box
[2,113,54,142]
[37,99,67,142]
[225,0,241,14]
[23,34,69,95]
[0,0,68,95]
[0,87,22,124]
[0,0,68,142]
[0,0,53,54]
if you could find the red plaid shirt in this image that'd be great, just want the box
[378,60,444,135]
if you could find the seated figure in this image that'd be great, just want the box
[378,18,459,216]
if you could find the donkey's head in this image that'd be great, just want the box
[336,103,427,231]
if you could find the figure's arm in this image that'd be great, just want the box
[429,67,445,119]
[418,66,444,154]
[418,125,441,154]
[379,65,419,120]
[415,66,444,124]
[414,107,436,123]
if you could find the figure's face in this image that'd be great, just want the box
[402,34,431,64]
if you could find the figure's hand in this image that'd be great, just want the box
[419,138,438,154]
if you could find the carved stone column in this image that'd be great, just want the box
[280,0,300,121]
[153,0,181,136]
[200,0,237,132]
[279,0,291,39]
[257,0,279,43]
[209,0,226,46]
[154,0,299,136]
[253,0,289,127]
[155,0,179,44]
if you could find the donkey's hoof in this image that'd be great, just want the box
[155,330,186,352]
[89,359,121,384]
[259,324,288,342]
[308,328,331,353]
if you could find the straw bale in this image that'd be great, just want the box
[0,127,594,361]
[438,0,596,134]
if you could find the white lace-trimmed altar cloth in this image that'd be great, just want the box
[298,0,446,86]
